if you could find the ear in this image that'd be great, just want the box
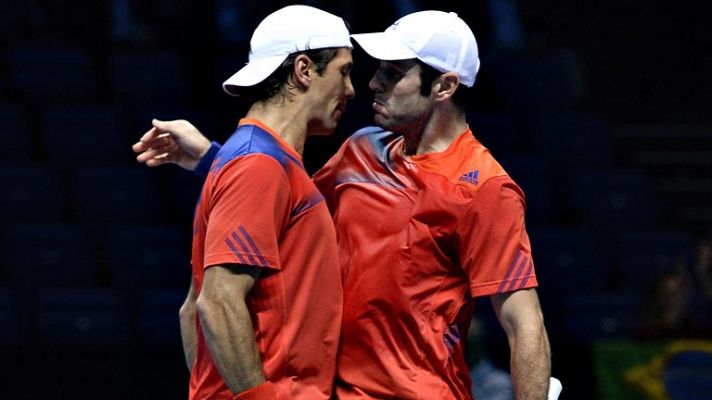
[435,73,460,101]
[293,54,313,89]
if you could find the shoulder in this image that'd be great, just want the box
[464,175,526,220]
[212,125,301,175]
[478,175,524,199]
[452,135,512,192]
[209,153,288,185]
[451,136,525,204]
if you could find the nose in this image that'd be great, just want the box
[368,73,383,93]
[345,75,355,99]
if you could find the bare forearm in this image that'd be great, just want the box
[509,323,551,400]
[180,282,198,371]
[492,289,552,400]
[197,298,265,394]
[179,303,197,371]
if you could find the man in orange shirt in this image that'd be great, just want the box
[132,5,355,399]
[316,12,551,399]
[135,10,552,400]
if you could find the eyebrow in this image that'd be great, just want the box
[385,60,416,74]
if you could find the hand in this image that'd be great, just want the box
[132,119,212,171]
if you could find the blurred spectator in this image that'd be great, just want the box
[693,229,712,303]
[633,266,712,340]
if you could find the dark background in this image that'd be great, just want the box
[1,0,711,399]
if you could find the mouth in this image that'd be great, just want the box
[333,102,347,120]
[372,99,386,114]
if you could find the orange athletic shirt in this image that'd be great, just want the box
[313,126,537,399]
[189,119,342,400]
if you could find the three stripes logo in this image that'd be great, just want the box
[496,249,534,293]
[458,169,479,185]
[443,324,461,367]
[224,225,269,268]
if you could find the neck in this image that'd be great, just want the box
[245,98,310,155]
[402,109,468,156]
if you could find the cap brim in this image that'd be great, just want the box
[222,55,287,96]
[351,32,418,61]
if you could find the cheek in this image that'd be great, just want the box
[325,81,341,100]
[393,93,426,114]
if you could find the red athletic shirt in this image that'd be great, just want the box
[189,119,342,400]
[313,126,537,399]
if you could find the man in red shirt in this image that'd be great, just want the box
[132,5,355,399]
[316,11,550,399]
[135,10,552,400]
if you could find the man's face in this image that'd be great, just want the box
[368,60,432,133]
[306,47,355,136]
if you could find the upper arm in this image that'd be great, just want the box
[200,264,261,304]
[490,288,544,337]
[204,155,291,272]
[460,177,538,297]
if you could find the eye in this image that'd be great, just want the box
[382,66,403,83]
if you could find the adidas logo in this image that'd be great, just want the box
[458,170,479,185]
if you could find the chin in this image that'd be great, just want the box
[309,131,334,137]
[373,115,393,131]
[308,126,336,137]
[307,117,339,136]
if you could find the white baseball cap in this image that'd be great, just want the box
[223,5,352,96]
[351,11,480,87]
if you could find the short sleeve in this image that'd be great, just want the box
[458,176,538,297]
[203,154,290,271]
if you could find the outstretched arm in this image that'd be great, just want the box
[491,288,551,400]
[179,281,198,372]
[132,119,213,171]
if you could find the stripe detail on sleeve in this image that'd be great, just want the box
[497,250,533,293]
[224,225,270,268]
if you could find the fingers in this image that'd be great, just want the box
[139,125,163,143]
[144,152,171,167]
[133,127,159,152]
[135,136,178,164]
[137,148,177,167]
[134,119,190,167]
[132,140,148,153]
[134,130,173,153]
[152,118,194,135]
[138,119,182,147]
[136,147,168,164]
